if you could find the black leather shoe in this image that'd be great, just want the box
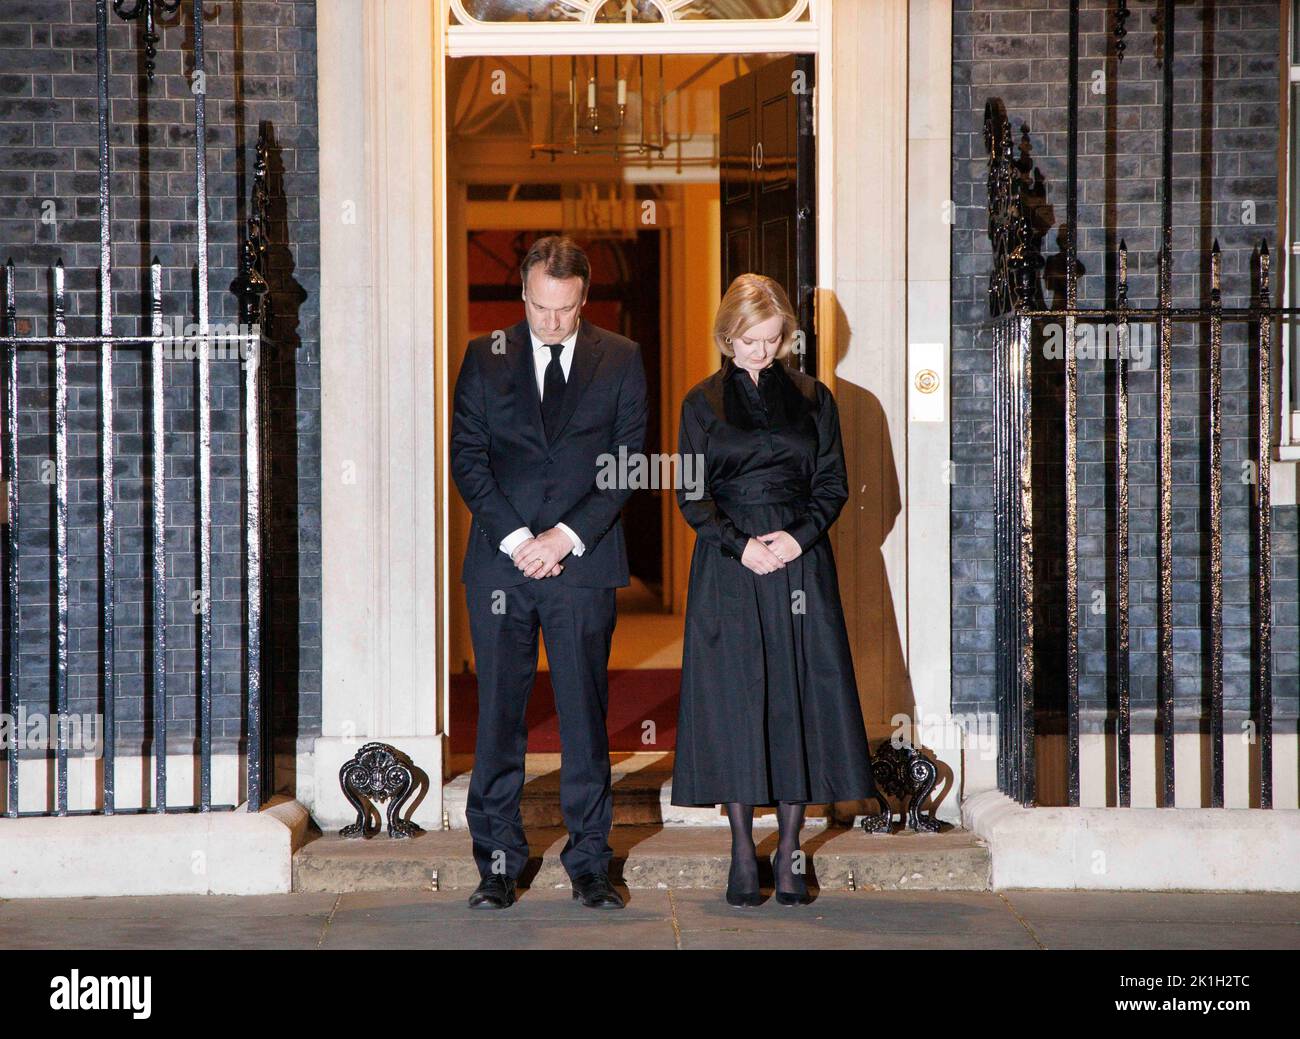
[571,872,624,909]
[725,859,762,908]
[771,851,812,906]
[467,874,517,910]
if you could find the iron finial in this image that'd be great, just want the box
[113,0,183,84]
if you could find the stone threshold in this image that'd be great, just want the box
[291,824,991,893]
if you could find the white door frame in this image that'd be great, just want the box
[318,0,958,828]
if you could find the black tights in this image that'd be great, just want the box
[725,801,807,893]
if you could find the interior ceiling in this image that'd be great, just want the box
[446,52,774,151]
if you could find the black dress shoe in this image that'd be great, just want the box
[724,859,762,908]
[467,874,517,910]
[570,872,624,909]
[771,851,812,906]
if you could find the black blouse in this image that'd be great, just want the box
[676,357,849,562]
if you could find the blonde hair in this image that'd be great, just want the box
[712,273,798,360]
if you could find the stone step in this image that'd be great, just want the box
[292,825,991,893]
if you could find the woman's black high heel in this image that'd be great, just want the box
[725,858,762,908]
[772,849,812,906]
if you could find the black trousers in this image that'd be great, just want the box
[465,580,617,881]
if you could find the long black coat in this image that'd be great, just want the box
[450,317,648,589]
[671,358,877,807]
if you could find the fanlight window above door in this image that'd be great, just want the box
[450,0,811,25]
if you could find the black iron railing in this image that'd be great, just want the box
[985,0,1291,809]
[0,0,272,816]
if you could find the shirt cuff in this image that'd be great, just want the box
[499,527,534,558]
[720,526,749,561]
[556,522,584,557]
[785,516,820,552]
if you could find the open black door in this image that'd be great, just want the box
[720,54,817,375]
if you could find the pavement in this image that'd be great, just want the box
[1,887,1297,950]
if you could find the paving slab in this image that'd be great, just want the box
[0,892,338,950]
[669,889,1040,950]
[322,889,678,950]
[998,891,1300,950]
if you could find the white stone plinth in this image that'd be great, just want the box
[0,796,309,899]
[963,789,1300,892]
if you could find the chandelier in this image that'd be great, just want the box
[530,54,667,161]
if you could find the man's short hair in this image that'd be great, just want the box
[520,235,591,295]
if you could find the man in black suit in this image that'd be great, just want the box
[451,235,648,911]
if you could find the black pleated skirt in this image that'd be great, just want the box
[670,501,878,807]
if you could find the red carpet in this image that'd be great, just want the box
[449,670,680,753]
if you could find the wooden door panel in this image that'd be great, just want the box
[720,55,815,373]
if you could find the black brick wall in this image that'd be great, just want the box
[952,0,1298,725]
[0,0,320,753]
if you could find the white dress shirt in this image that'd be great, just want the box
[499,325,585,560]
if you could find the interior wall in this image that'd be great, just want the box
[443,46,727,672]
[664,185,724,616]
[445,187,719,669]
[447,180,472,677]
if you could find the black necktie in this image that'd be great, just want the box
[541,341,567,441]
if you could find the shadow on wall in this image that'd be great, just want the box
[825,294,957,823]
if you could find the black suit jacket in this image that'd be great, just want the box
[451,316,649,588]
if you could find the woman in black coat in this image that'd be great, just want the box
[672,273,876,907]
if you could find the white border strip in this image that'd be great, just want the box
[447,22,820,56]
